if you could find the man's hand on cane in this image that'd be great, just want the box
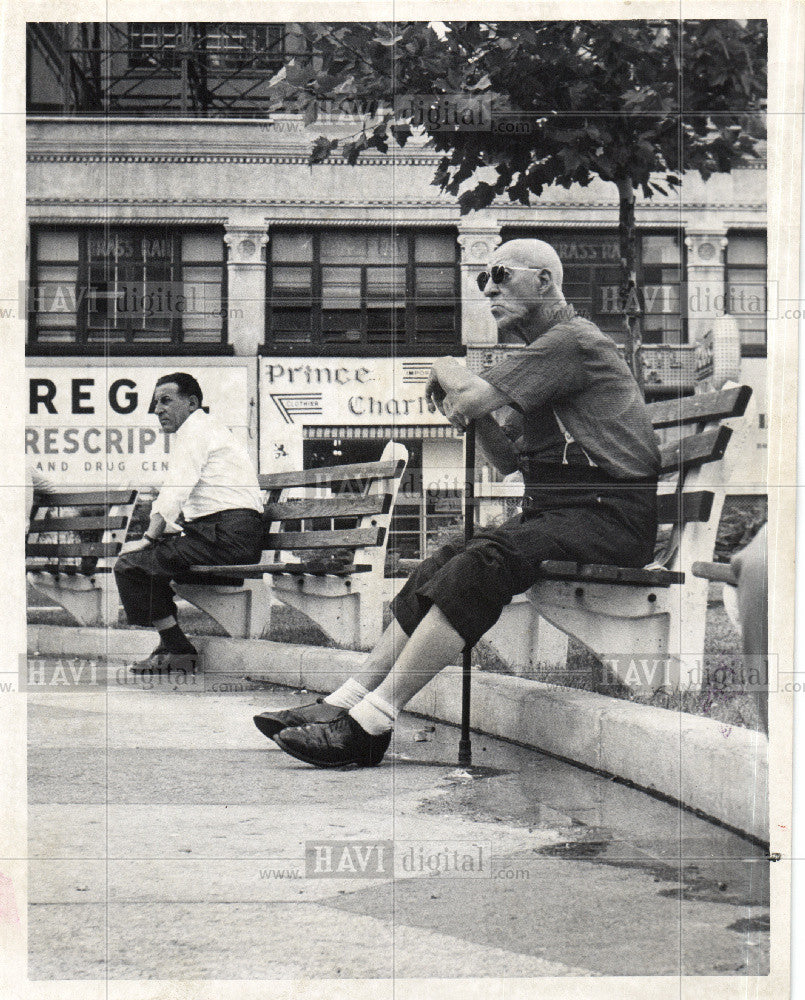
[425,365,468,434]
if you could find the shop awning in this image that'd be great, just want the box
[303,425,460,441]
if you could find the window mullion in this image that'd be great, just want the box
[406,233,415,347]
[360,264,368,348]
[172,231,182,345]
[311,232,322,346]
[77,229,89,345]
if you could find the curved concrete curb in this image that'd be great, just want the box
[28,625,768,842]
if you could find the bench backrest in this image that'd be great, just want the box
[26,488,139,575]
[646,384,753,571]
[256,441,409,573]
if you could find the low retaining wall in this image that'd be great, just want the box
[28,624,769,842]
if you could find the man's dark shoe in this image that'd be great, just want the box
[253,698,346,740]
[274,714,391,768]
[130,649,197,675]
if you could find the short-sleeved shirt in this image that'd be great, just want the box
[482,312,661,481]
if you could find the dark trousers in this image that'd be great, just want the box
[114,509,263,628]
[391,478,658,648]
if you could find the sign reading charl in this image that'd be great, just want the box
[259,357,451,469]
[26,361,253,486]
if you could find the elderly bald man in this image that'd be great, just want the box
[261,238,662,767]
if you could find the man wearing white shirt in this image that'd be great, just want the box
[115,373,263,674]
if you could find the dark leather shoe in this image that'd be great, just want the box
[274,715,391,768]
[130,650,197,675]
[253,698,346,740]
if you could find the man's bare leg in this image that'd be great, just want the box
[352,617,411,691]
[253,618,412,739]
[272,605,466,766]
[370,605,465,711]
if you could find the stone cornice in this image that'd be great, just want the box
[27,197,461,210]
[27,151,444,167]
[27,196,765,213]
[26,148,766,172]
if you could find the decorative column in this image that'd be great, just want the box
[684,233,742,391]
[457,225,501,347]
[684,232,729,342]
[224,223,270,357]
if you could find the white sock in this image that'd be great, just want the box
[349,692,397,736]
[324,678,369,710]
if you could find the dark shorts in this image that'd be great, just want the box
[391,478,657,648]
[114,508,263,627]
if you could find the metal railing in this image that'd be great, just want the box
[28,22,293,117]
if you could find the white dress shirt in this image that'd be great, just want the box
[152,408,262,527]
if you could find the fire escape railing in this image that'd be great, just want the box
[28,22,294,117]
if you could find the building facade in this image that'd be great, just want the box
[26,22,768,557]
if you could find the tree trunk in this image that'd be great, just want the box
[616,176,645,395]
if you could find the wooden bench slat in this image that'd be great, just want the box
[263,527,385,550]
[32,489,138,507]
[258,459,404,491]
[538,560,684,587]
[659,425,732,474]
[264,494,391,521]
[691,561,738,585]
[647,385,752,429]
[28,563,113,575]
[28,515,128,532]
[185,562,373,579]
[27,542,122,558]
[656,490,714,525]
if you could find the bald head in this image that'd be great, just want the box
[483,238,568,343]
[491,239,564,291]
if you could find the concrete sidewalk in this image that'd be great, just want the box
[27,669,770,981]
[28,624,770,841]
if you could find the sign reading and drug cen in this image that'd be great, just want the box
[26,359,255,486]
[259,357,453,470]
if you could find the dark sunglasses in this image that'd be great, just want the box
[476,264,544,291]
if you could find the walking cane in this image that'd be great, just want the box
[458,420,476,766]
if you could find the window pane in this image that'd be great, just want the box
[643,283,680,315]
[416,266,454,299]
[183,267,222,328]
[415,307,454,337]
[727,277,766,317]
[367,308,405,337]
[36,329,75,343]
[736,324,766,350]
[182,232,224,262]
[271,266,312,302]
[727,235,766,266]
[88,230,173,263]
[554,236,619,264]
[36,231,79,261]
[183,309,223,343]
[35,263,78,325]
[367,266,404,306]
[641,235,680,265]
[272,232,313,262]
[322,313,362,340]
[415,232,455,262]
[322,266,361,309]
[321,231,405,264]
[273,310,312,341]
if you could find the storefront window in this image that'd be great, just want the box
[267,228,459,352]
[501,229,685,346]
[726,232,767,356]
[29,226,227,351]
